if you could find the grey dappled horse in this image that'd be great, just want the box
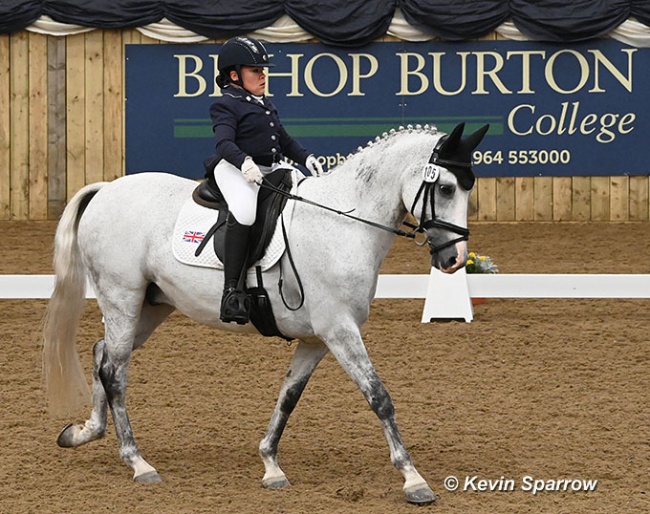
[43,123,488,505]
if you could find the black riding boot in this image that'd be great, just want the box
[220,214,252,324]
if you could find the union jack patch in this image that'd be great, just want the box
[183,230,205,244]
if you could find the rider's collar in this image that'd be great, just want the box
[223,88,268,108]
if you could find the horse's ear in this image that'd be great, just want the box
[465,124,490,151]
[433,122,488,191]
[446,123,466,148]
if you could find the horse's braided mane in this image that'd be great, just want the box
[346,124,440,159]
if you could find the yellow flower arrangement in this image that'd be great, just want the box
[466,251,499,274]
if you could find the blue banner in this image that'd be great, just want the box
[125,40,650,179]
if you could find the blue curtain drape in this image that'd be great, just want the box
[1,0,648,45]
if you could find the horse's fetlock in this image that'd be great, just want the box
[391,451,413,471]
[120,446,141,464]
[259,441,273,459]
[83,420,106,439]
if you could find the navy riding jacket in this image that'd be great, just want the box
[204,87,310,175]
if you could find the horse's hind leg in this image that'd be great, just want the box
[259,339,329,488]
[101,301,176,483]
[58,300,174,483]
[57,338,110,447]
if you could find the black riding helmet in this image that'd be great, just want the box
[216,36,274,89]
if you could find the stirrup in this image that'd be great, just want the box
[220,288,251,325]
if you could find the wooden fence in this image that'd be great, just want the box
[0,29,648,221]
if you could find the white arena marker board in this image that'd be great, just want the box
[374,273,650,299]
[466,273,650,298]
[2,274,649,325]
[420,267,474,322]
[0,275,97,299]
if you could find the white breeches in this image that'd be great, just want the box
[213,159,299,226]
[214,160,264,226]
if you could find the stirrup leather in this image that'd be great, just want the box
[220,288,251,325]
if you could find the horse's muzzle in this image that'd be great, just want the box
[429,239,467,273]
[431,253,463,273]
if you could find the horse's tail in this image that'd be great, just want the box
[43,182,108,417]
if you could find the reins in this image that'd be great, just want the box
[260,177,420,312]
[259,178,418,240]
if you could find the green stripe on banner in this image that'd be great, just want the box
[173,117,502,139]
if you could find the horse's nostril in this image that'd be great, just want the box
[445,256,457,269]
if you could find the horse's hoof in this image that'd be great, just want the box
[135,471,163,484]
[405,485,437,505]
[56,423,77,448]
[262,476,291,489]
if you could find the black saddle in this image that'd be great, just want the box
[191,168,294,340]
[192,168,292,267]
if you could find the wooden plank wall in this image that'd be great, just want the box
[0,29,648,221]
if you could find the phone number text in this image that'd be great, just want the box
[472,149,571,166]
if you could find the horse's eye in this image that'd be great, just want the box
[438,184,455,197]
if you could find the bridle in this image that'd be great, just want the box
[408,137,471,255]
[259,141,473,311]
[259,137,473,253]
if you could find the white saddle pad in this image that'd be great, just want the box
[172,172,300,271]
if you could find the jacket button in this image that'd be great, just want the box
[271,148,277,153]
[266,110,271,115]
[271,135,276,140]
[269,122,275,127]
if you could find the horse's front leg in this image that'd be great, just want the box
[323,325,436,505]
[259,339,329,488]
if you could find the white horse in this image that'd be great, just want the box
[43,123,488,505]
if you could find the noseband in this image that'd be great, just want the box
[409,138,471,255]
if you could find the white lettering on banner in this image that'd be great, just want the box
[350,53,379,96]
[169,44,640,156]
[545,50,590,94]
[474,51,511,94]
[504,50,546,93]
[473,149,572,166]
[323,153,348,169]
[174,54,221,98]
[266,54,303,97]
[398,52,442,96]
[304,53,348,97]
[174,54,207,98]
[589,49,634,92]
[286,53,380,98]
[508,102,636,141]
[395,48,636,96]
[174,47,636,99]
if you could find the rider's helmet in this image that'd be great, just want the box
[216,36,274,89]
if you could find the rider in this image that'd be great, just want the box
[204,36,324,325]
